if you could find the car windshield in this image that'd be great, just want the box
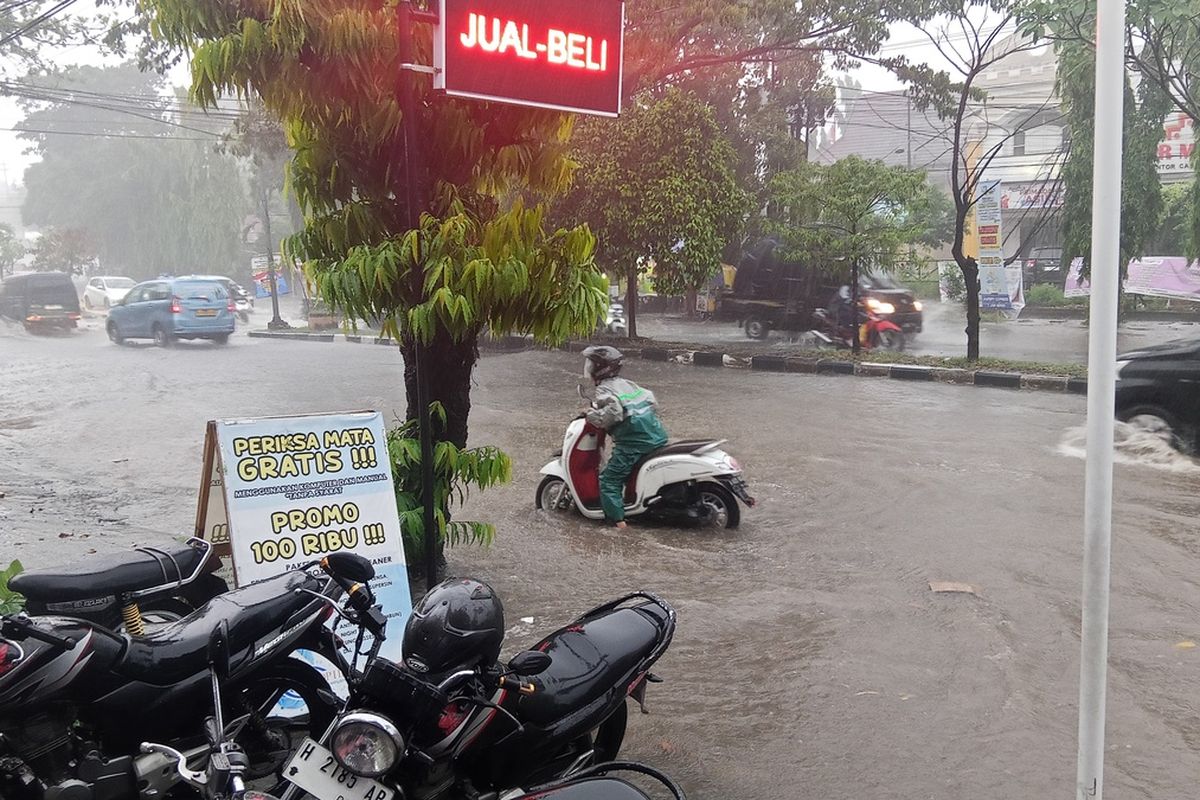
[174,280,228,300]
[106,278,135,288]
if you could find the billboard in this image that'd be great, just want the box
[435,0,625,116]
[1065,256,1200,300]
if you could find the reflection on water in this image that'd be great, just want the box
[1057,422,1200,474]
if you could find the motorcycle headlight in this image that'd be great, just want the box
[331,712,405,778]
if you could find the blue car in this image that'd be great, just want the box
[106,277,236,346]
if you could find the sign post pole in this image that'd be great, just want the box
[1076,0,1125,797]
[398,0,441,591]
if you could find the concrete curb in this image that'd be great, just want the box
[248,329,1086,395]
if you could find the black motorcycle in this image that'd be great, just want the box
[274,578,676,800]
[9,538,229,633]
[0,553,378,800]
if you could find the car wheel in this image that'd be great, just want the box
[744,317,768,340]
[83,295,93,310]
[106,321,124,345]
[213,333,230,345]
[152,324,173,348]
[1119,404,1184,451]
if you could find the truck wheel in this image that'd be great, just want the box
[744,317,768,340]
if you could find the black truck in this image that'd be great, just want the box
[718,239,924,340]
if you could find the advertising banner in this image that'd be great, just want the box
[435,0,625,116]
[1065,256,1200,300]
[974,180,1010,310]
[196,411,411,664]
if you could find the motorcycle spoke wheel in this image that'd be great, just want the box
[228,662,334,786]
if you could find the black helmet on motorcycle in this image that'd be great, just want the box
[402,578,505,679]
[582,345,623,382]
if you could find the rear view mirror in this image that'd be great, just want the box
[508,650,553,676]
[325,551,375,583]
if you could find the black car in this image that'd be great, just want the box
[0,271,82,332]
[1115,337,1200,451]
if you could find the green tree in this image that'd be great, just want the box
[31,227,95,274]
[767,156,940,275]
[20,64,247,280]
[146,1,606,452]
[890,0,1054,361]
[559,90,747,337]
[0,224,25,278]
[1155,180,1198,258]
[1056,38,1172,288]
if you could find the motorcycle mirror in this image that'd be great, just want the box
[325,551,376,583]
[207,621,231,681]
[507,650,553,676]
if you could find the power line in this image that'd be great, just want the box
[5,126,216,141]
[0,0,78,47]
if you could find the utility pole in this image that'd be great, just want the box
[262,187,287,330]
[398,0,440,591]
[1076,0,1125,797]
[906,90,913,169]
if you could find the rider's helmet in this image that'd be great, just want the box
[838,285,851,301]
[582,345,624,382]
[402,578,505,679]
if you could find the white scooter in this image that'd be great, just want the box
[536,392,755,528]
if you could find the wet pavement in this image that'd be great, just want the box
[638,303,1200,363]
[3,320,1200,799]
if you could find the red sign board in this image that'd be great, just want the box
[435,0,624,117]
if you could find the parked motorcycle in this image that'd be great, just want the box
[514,762,686,800]
[811,304,905,352]
[0,553,378,800]
[536,392,755,528]
[8,537,228,633]
[604,303,627,336]
[274,579,676,800]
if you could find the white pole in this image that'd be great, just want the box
[1076,0,1125,797]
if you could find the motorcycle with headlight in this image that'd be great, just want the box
[277,579,676,800]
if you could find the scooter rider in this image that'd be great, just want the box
[582,346,669,529]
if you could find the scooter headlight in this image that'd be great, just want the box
[331,712,405,778]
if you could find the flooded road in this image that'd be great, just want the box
[639,303,1200,363]
[2,324,1200,799]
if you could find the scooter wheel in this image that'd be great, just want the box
[697,482,740,529]
[536,476,575,513]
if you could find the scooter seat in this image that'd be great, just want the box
[117,570,323,685]
[9,541,211,602]
[518,604,666,726]
[625,439,723,500]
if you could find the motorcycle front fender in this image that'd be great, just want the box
[874,319,903,333]
[540,459,567,478]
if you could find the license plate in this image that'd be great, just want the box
[195,308,217,317]
[284,738,394,800]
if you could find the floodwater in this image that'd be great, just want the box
[2,322,1200,799]
[639,303,1200,364]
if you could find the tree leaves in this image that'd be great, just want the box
[386,417,512,558]
[766,156,942,273]
[0,561,24,615]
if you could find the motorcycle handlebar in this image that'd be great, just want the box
[1,615,76,650]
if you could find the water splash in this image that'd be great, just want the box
[1058,423,1200,474]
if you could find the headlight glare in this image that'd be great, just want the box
[913,300,924,311]
[331,712,405,778]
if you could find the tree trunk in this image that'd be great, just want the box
[685,288,697,318]
[959,256,981,361]
[400,327,479,449]
[625,265,638,339]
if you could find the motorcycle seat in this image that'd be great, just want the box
[118,570,323,685]
[9,541,211,602]
[625,440,722,499]
[518,603,668,726]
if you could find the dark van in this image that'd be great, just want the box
[0,272,82,332]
